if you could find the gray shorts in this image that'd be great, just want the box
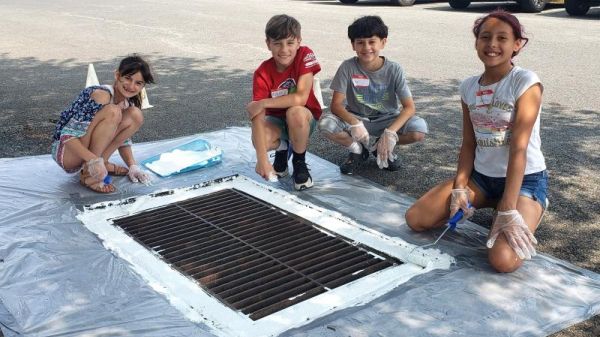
[318,112,428,137]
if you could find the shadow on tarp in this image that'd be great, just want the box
[0,127,598,337]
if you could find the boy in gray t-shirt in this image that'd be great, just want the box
[318,16,428,175]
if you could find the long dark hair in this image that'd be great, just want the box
[117,55,155,108]
[473,10,529,58]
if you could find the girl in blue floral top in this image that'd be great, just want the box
[52,55,155,193]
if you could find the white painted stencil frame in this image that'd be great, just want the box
[77,175,453,337]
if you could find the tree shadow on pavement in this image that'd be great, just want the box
[0,53,253,157]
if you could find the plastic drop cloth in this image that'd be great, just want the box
[0,127,598,337]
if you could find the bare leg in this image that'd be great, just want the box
[322,130,354,147]
[488,196,544,273]
[101,106,144,164]
[250,114,284,179]
[286,106,312,153]
[397,131,425,145]
[61,105,122,171]
[405,178,489,231]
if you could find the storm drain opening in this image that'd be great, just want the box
[78,175,453,337]
[112,188,400,320]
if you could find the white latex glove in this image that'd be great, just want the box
[375,128,398,169]
[349,121,370,147]
[487,210,538,260]
[450,188,475,222]
[127,164,152,185]
[85,157,108,182]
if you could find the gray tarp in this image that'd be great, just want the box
[1,127,599,337]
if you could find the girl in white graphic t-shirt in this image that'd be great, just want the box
[405,10,548,273]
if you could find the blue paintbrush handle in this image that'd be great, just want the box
[448,209,464,230]
[448,202,473,230]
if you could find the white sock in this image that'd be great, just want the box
[276,140,288,151]
[347,141,362,154]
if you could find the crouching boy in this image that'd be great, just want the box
[247,14,322,190]
[319,16,428,175]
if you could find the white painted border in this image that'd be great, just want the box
[77,175,454,337]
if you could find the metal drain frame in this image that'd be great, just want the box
[111,188,401,320]
[77,175,453,337]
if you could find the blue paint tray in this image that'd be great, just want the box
[140,138,223,177]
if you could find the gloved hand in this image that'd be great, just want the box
[127,164,152,185]
[85,157,108,182]
[349,121,370,147]
[450,188,475,222]
[486,210,538,260]
[375,128,398,169]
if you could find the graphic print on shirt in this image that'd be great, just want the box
[271,78,297,98]
[470,87,514,147]
[352,77,389,112]
[303,52,318,69]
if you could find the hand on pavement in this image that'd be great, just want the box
[127,164,152,185]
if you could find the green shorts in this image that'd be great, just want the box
[265,115,318,141]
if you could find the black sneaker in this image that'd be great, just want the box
[340,145,369,175]
[292,159,313,190]
[371,148,400,171]
[273,150,289,177]
[272,142,292,177]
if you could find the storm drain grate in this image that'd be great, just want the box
[112,188,400,320]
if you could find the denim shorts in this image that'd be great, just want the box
[470,170,549,209]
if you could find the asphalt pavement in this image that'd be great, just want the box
[0,0,598,335]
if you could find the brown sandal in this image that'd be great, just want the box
[80,167,116,193]
[105,162,129,176]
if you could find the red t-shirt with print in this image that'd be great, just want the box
[252,46,322,119]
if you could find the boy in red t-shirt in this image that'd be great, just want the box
[246,14,322,191]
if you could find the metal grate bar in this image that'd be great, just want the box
[112,188,400,320]
[264,235,337,258]
[178,244,256,272]
[320,260,393,289]
[204,261,286,289]
[197,259,281,286]
[165,236,242,262]
[248,287,326,320]
[278,240,349,263]
[234,278,320,311]
[216,268,295,299]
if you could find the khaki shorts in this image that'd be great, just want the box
[318,112,428,137]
